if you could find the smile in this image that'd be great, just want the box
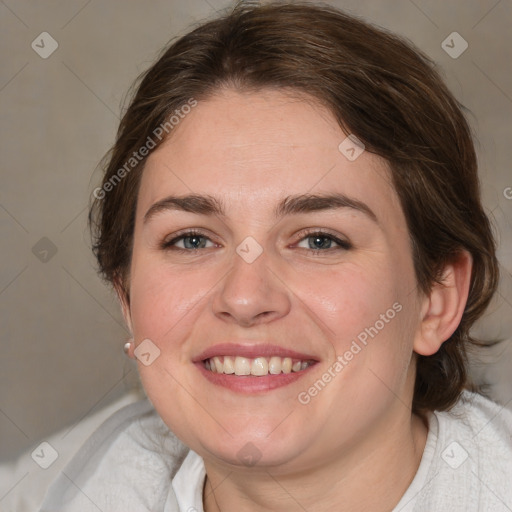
[194,342,319,393]
[204,355,315,376]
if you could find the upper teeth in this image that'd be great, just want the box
[204,356,313,376]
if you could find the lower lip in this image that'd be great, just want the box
[195,362,316,393]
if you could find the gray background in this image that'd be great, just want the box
[1,0,511,463]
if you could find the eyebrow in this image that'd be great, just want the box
[143,192,378,224]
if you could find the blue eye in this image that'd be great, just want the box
[162,231,214,250]
[296,232,351,251]
[161,230,351,253]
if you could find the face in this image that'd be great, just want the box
[124,88,424,473]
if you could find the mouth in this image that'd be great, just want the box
[203,355,315,376]
[194,343,319,393]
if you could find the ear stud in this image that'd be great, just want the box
[123,339,133,355]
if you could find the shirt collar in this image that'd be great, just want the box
[170,449,206,512]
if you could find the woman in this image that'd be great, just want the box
[40,2,512,511]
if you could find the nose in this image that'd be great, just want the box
[211,248,291,327]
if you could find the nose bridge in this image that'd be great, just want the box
[211,242,291,326]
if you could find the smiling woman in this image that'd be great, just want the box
[40,1,511,511]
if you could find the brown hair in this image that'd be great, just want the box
[89,1,499,413]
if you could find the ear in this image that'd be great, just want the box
[414,251,473,356]
[113,277,133,333]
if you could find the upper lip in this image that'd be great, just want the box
[193,343,319,362]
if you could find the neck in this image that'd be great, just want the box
[203,409,428,512]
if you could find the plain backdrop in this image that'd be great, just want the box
[1,0,511,464]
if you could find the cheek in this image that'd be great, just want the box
[304,261,416,389]
[303,262,401,343]
[128,253,208,342]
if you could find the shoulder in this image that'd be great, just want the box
[415,391,512,512]
[436,390,512,463]
[445,389,512,433]
[40,398,189,512]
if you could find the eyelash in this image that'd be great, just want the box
[160,230,212,251]
[160,229,352,253]
[298,230,352,253]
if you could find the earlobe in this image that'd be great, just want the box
[414,251,473,356]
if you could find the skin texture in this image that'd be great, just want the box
[120,88,472,511]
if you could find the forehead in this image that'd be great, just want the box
[138,88,400,224]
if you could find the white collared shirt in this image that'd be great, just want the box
[170,450,206,512]
[39,391,512,511]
